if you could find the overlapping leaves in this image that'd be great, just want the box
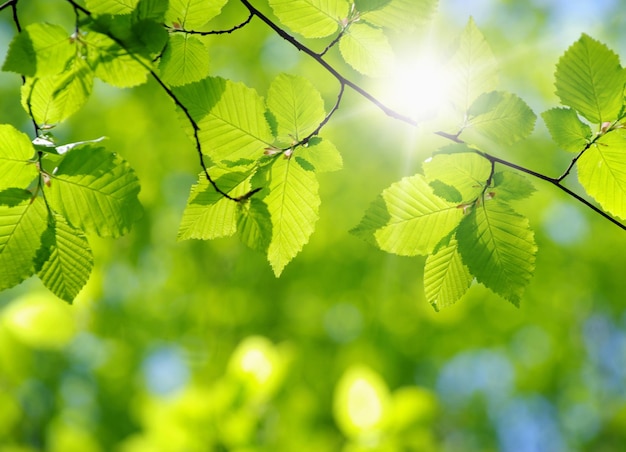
[546,34,626,220]
[177,73,341,276]
[0,125,141,302]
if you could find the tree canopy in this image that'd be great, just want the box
[1,0,626,450]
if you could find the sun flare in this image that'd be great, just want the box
[377,50,454,122]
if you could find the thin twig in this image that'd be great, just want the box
[290,82,346,149]
[0,0,15,14]
[167,11,253,35]
[66,0,246,202]
[239,0,418,127]
[318,28,346,57]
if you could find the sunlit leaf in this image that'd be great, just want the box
[555,34,625,124]
[166,0,228,28]
[21,57,94,126]
[46,146,142,238]
[339,22,393,77]
[268,0,350,38]
[0,196,48,291]
[0,125,38,191]
[424,238,472,311]
[457,199,536,305]
[423,152,491,202]
[295,137,343,173]
[37,214,93,303]
[353,174,464,256]
[491,171,535,201]
[465,91,536,145]
[84,31,150,88]
[359,0,438,31]
[237,198,272,252]
[178,170,250,240]
[175,77,273,167]
[85,0,139,15]
[577,129,626,220]
[159,34,209,86]
[446,18,498,113]
[2,23,75,77]
[542,107,593,152]
[254,157,320,276]
[267,73,326,144]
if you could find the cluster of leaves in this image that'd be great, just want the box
[0,0,625,309]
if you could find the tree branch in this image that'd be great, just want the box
[239,0,418,127]
[167,11,254,35]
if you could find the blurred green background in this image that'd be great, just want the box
[1,0,626,451]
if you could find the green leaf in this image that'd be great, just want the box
[178,170,250,240]
[268,0,349,38]
[0,125,38,191]
[174,77,273,167]
[86,0,140,15]
[37,214,94,303]
[542,107,593,152]
[237,198,272,253]
[295,137,343,173]
[446,18,498,113]
[423,152,491,202]
[491,171,535,201]
[339,22,393,77]
[359,0,438,31]
[577,129,626,220]
[84,31,150,88]
[267,74,326,144]
[0,196,48,291]
[21,57,94,126]
[133,0,168,21]
[353,174,464,256]
[2,23,75,77]
[555,34,625,124]
[159,34,209,87]
[424,238,472,311]
[254,157,320,276]
[457,200,536,305]
[465,91,536,145]
[46,146,142,237]
[0,188,31,207]
[166,0,228,28]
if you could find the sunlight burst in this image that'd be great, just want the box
[378,50,454,122]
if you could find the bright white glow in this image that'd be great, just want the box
[240,348,273,384]
[378,50,454,121]
[347,378,384,429]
